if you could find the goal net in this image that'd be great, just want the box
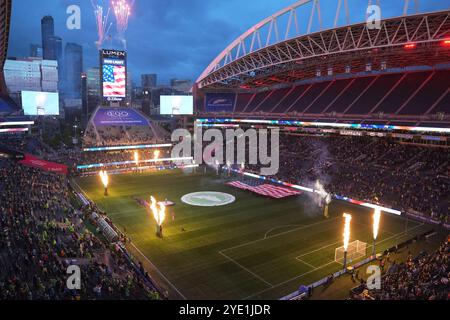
[335,240,367,265]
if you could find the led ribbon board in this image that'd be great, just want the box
[76,157,193,170]
[83,143,172,152]
[196,119,450,134]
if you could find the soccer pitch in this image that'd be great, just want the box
[74,169,431,300]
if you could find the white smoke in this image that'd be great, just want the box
[315,180,332,205]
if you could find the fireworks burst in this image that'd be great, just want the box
[111,0,133,48]
[91,0,112,49]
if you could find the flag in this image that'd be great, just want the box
[227,181,301,199]
[103,65,126,97]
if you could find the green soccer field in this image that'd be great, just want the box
[74,169,431,300]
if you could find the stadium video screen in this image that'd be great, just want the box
[160,96,193,115]
[101,50,127,101]
[21,91,59,116]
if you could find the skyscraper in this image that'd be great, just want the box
[41,16,55,60]
[47,36,62,63]
[141,74,157,89]
[85,67,100,118]
[46,36,63,91]
[65,43,83,99]
[3,57,58,104]
[30,44,43,58]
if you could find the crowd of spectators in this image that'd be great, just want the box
[0,159,160,300]
[352,237,449,300]
[249,134,450,221]
[82,124,169,148]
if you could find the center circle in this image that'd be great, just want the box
[181,192,236,207]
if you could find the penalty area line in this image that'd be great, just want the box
[222,216,341,254]
[244,222,426,300]
[243,260,339,300]
[219,251,274,288]
[296,258,317,270]
[264,224,305,239]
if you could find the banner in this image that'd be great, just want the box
[93,108,148,126]
[19,154,68,175]
[205,93,236,112]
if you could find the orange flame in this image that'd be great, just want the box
[343,213,352,251]
[373,209,381,240]
[99,170,109,188]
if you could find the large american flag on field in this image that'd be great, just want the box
[103,65,126,97]
[227,181,301,199]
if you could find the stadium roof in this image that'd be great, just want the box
[197,0,450,90]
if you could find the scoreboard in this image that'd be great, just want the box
[100,49,127,103]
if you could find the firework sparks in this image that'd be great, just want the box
[91,1,112,49]
[111,0,132,47]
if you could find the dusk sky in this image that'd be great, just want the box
[8,0,448,85]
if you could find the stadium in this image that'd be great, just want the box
[0,0,449,304]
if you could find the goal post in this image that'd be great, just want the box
[335,240,367,265]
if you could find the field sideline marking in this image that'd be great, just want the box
[219,251,274,288]
[130,243,188,300]
[243,221,426,300]
[221,216,341,254]
[73,179,188,300]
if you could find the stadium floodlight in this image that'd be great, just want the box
[99,170,109,196]
[372,208,381,256]
[342,213,352,270]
